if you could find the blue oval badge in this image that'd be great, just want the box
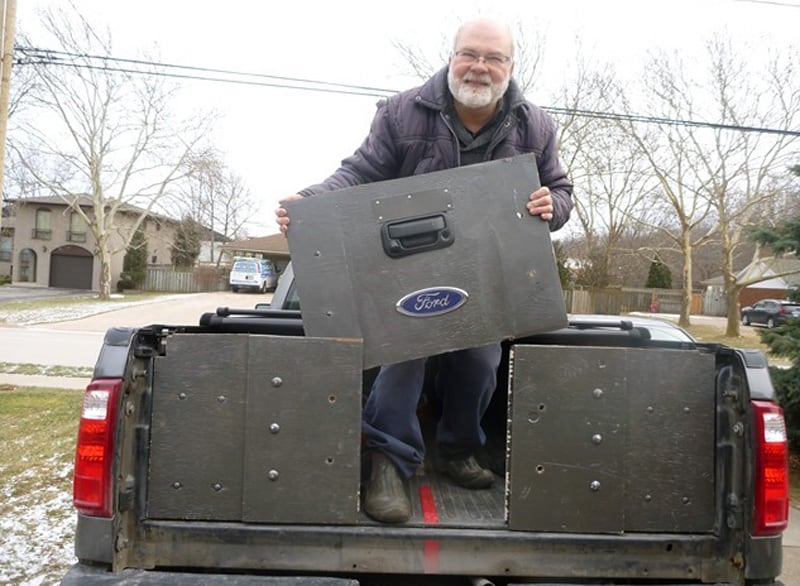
[395,287,468,318]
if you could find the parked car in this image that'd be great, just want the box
[228,258,278,293]
[741,298,800,328]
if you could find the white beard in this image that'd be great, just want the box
[448,69,510,109]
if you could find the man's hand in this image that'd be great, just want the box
[526,186,554,222]
[275,193,304,236]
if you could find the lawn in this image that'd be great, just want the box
[0,386,83,585]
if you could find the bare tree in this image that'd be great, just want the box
[615,49,722,327]
[686,36,800,336]
[8,7,212,297]
[550,48,660,288]
[173,149,258,267]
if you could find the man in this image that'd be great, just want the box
[275,18,573,523]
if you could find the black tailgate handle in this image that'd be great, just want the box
[380,213,454,258]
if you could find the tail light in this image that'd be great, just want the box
[752,400,789,536]
[73,379,123,517]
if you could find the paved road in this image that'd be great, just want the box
[0,290,272,385]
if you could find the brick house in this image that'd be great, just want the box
[702,256,800,315]
[1,196,181,291]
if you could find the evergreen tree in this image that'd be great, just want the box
[645,258,672,289]
[171,217,201,268]
[122,227,148,287]
[552,241,572,288]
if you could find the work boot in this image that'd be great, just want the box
[438,454,495,489]
[363,452,411,523]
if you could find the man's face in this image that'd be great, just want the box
[448,22,514,110]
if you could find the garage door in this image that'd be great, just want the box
[50,245,93,289]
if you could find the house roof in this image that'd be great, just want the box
[223,233,289,256]
[739,256,800,287]
[8,195,227,239]
[10,195,179,224]
[703,256,800,288]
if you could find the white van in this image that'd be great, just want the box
[228,258,278,293]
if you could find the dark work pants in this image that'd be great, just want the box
[361,343,502,478]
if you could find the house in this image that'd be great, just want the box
[702,256,800,315]
[197,225,233,266]
[737,256,800,306]
[2,196,182,291]
[222,233,290,273]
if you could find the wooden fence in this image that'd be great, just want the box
[564,287,704,315]
[142,267,705,316]
[144,266,229,293]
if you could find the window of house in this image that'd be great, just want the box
[18,248,36,282]
[0,229,12,262]
[151,255,157,264]
[68,211,87,242]
[33,209,52,240]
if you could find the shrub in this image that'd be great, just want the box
[760,291,800,449]
[116,272,136,293]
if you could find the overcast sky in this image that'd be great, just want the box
[14,0,800,236]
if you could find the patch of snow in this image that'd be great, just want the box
[0,456,77,585]
[0,294,188,326]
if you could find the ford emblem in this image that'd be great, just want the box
[396,287,468,317]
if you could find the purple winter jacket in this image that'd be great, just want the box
[300,66,574,231]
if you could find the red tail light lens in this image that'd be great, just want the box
[752,400,789,536]
[73,379,123,517]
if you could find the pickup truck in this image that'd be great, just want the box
[60,154,790,585]
[60,260,790,585]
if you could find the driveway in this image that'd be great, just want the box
[39,290,273,333]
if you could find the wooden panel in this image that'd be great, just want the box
[508,346,627,532]
[286,154,567,369]
[508,345,716,534]
[624,348,716,531]
[242,336,363,524]
[148,334,248,520]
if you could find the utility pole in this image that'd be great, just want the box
[0,0,17,231]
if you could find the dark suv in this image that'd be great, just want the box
[741,298,800,328]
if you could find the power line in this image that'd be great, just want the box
[15,46,396,98]
[731,0,800,7]
[14,45,800,138]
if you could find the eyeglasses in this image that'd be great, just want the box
[452,49,512,67]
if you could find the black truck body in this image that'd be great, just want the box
[61,159,789,585]
[60,271,790,586]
